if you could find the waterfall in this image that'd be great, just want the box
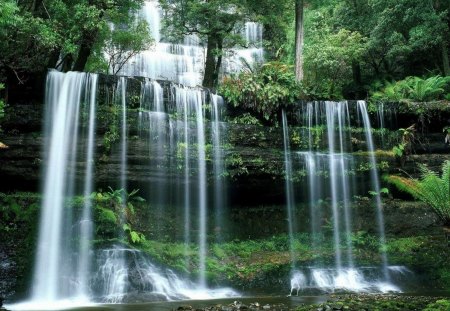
[119,1,264,85]
[119,77,128,194]
[94,247,237,302]
[285,101,398,294]
[137,82,229,291]
[180,87,192,266]
[282,110,297,270]
[194,91,208,287]
[31,71,98,306]
[211,94,225,242]
[77,74,98,299]
[357,101,389,280]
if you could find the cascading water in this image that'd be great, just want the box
[282,110,297,270]
[136,81,233,293]
[211,94,226,241]
[194,91,208,288]
[26,71,98,309]
[94,247,236,302]
[77,74,98,299]
[120,1,264,86]
[10,73,236,311]
[7,0,416,305]
[357,101,389,280]
[284,101,402,294]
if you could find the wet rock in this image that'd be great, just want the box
[121,291,169,303]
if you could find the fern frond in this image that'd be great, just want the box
[387,160,450,226]
[384,175,422,198]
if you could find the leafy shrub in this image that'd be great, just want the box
[92,188,146,243]
[219,62,301,123]
[372,75,450,102]
[228,113,261,125]
[386,161,450,226]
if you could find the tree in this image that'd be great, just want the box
[160,0,249,88]
[0,0,59,83]
[245,0,294,61]
[69,0,147,72]
[103,20,153,75]
[294,0,304,81]
[333,0,449,80]
[302,8,368,98]
[0,0,148,83]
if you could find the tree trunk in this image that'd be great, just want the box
[294,0,304,82]
[212,37,223,88]
[442,42,449,76]
[47,48,61,69]
[352,61,362,98]
[72,35,94,72]
[203,35,218,88]
[433,0,449,76]
[62,54,74,72]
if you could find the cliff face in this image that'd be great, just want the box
[2,94,450,202]
[1,93,448,240]
[2,78,450,300]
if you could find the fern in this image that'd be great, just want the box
[405,76,450,102]
[371,75,450,102]
[385,161,450,226]
[384,175,422,198]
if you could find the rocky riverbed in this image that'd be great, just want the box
[295,294,449,311]
[171,295,450,311]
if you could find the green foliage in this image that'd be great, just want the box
[0,0,148,80]
[219,62,301,122]
[424,300,450,311]
[303,24,368,99]
[387,236,425,255]
[372,76,450,102]
[0,83,5,121]
[0,193,40,231]
[102,19,153,75]
[102,105,120,153]
[280,0,450,99]
[297,295,443,311]
[225,152,248,177]
[368,187,389,197]
[392,143,405,158]
[228,113,261,125]
[93,187,145,241]
[386,161,450,226]
[123,223,146,244]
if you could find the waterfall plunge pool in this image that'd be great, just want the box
[6,296,328,311]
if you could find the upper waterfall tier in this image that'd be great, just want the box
[119,0,264,86]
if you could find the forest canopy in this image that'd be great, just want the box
[0,0,448,100]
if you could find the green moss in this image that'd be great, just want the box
[424,299,450,311]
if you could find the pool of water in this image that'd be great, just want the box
[63,296,328,311]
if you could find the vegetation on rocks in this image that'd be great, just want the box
[220,62,301,123]
[296,294,448,311]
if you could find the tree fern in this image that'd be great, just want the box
[385,161,450,226]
